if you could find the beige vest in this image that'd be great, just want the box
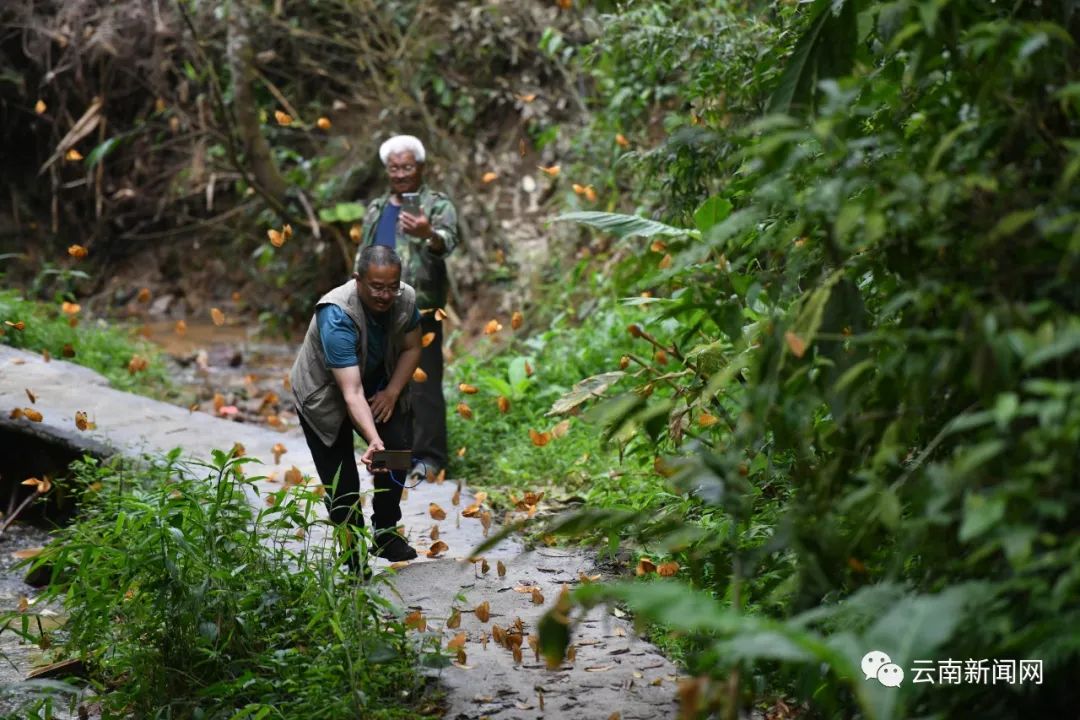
[290,279,417,446]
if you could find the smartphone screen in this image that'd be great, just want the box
[401,193,421,216]
[371,449,413,470]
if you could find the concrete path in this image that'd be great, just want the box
[0,344,680,718]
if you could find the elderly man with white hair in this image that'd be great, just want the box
[352,134,460,483]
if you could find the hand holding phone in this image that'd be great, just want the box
[371,449,413,471]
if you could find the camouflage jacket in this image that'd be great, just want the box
[352,185,460,311]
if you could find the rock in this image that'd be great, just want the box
[149,293,174,317]
[23,561,53,588]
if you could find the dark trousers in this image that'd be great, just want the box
[298,407,412,533]
[411,314,448,469]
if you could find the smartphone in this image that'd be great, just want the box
[400,192,421,216]
[371,449,413,470]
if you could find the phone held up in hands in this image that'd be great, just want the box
[371,449,413,471]
[400,192,421,216]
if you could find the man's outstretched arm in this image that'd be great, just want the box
[331,365,383,467]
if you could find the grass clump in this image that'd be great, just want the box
[4,450,440,719]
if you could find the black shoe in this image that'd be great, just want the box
[406,462,428,484]
[373,532,418,562]
[408,459,443,484]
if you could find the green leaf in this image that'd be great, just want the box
[713,631,815,663]
[1022,325,1080,370]
[548,371,625,415]
[538,607,571,668]
[507,356,533,397]
[574,580,740,634]
[877,488,901,530]
[768,0,859,113]
[554,211,693,240]
[693,196,733,234]
[863,586,976,720]
[479,375,513,398]
[990,210,1037,239]
[585,393,646,439]
[927,121,977,173]
[86,136,124,169]
[545,507,640,536]
[959,493,1006,542]
[952,439,1006,477]
[787,269,844,357]
[865,587,973,664]
[992,392,1019,430]
[685,340,728,376]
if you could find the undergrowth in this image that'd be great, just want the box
[1,450,441,719]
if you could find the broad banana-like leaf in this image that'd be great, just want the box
[555,211,693,240]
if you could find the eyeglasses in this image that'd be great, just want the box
[364,281,403,297]
[387,164,417,174]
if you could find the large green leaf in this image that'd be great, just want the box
[554,211,694,240]
[768,0,859,113]
[693,195,733,233]
[861,585,977,720]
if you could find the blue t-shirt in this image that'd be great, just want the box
[374,204,400,248]
[317,304,420,390]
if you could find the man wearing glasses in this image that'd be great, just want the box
[292,245,423,572]
[353,134,460,484]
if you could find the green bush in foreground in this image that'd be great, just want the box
[3,450,438,719]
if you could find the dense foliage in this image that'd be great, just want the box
[460,1,1079,718]
[5,451,438,719]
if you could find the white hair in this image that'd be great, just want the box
[379,135,426,165]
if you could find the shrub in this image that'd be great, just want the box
[4,450,439,719]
